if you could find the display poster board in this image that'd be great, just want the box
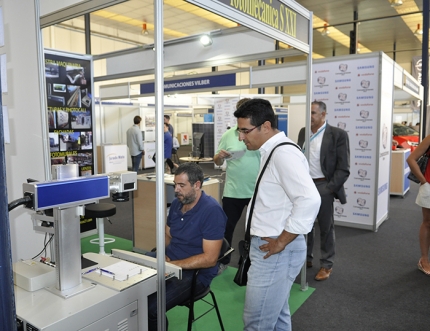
[143,109,155,141]
[180,133,189,145]
[45,50,96,234]
[313,55,389,230]
[213,97,239,161]
[377,56,394,224]
[143,141,156,169]
[45,50,94,177]
[102,144,127,173]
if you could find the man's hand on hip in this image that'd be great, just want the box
[260,231,298,259]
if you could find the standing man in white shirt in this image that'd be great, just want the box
[297,101,350,281]
[234,99,321,331]
[126,115,145,172]
[213,98,260,274]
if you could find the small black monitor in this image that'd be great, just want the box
[192,132,205,158]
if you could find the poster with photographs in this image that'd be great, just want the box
[45,50,94,178]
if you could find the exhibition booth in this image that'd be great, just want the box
[97,51,424,234]
[10,1,317,330]
[8,2,425,331]
[288,52,423,231]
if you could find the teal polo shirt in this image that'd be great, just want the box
[217,125,260,199]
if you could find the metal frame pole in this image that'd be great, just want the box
[154,0,166,330]
[301,11,313,292]
[422,0,429,138]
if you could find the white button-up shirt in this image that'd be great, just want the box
[246,132,321,236]
[309,122,326,179]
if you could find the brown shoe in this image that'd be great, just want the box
[306,261,313,268]
[315,267,332,281]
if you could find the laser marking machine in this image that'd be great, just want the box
[13,172,181,331]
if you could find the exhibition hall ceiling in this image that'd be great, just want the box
[74,0,425,65]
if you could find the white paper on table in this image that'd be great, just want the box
[224,149,246,160]
[100,260,152,281]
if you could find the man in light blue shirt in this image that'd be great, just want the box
[126,116,145,172]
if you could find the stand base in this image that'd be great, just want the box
[45,279,96,299]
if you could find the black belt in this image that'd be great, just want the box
[313,177,326,182]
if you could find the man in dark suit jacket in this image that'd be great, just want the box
[297,101,350,281]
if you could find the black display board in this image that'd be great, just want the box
[45,51,94,176]
[44,50,96,233]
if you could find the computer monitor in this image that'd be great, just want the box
[192,132,205,158]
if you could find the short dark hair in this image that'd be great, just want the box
[133,116,142,124]
[234,98,276,128]
[312,101,327,113]
[164,115,170,120]
[236,98,251,110]
[174,162,204,188]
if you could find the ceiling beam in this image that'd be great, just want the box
[314,10,422,29]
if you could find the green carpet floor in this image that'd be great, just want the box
[81,235,315,330]
[81,234,133,254]
[167,266,315,330]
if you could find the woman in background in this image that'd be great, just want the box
[407,135,430,276]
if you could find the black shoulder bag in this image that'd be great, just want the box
[233,142,301,286]
[408,146,430,184]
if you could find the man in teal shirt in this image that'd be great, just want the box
[213,98,260,272]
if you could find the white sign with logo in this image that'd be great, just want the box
[313,54,391,230]
[102,144,128,173]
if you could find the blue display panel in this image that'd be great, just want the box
[33,176,109,210]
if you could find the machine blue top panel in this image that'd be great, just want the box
[29,176,110,210]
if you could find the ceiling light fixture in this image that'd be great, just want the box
[200,34,213,46]
[141,23,149,35]
[390,0,403,7]
[414,24,423,36]
[321,23,330,36]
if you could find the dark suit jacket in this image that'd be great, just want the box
[298,124,350,204]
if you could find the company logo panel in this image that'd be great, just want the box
[336,63,350,75]
[334,204,347,218]
[315,76,329,88]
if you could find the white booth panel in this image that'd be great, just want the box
[100,84,130,100]
[252,63,307,86]
[393,62,403,89]
[106,28,275,76]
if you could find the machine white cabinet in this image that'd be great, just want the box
[390,149,411,197]
[16,251,181,331]
[15,175,180,331]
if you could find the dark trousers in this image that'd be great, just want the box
[221,197,251,265]
[147,269,206,331]
[131,152,143,173]
[307,181,336,269]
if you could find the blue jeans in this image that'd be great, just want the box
[243,235,306,331]
[146,252,206,331]
[131,152,143,172]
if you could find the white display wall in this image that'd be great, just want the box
[312,52,393,231]
[213,97,239,156]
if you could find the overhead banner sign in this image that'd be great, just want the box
[185,0,310,53]
[140,73,236,94]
